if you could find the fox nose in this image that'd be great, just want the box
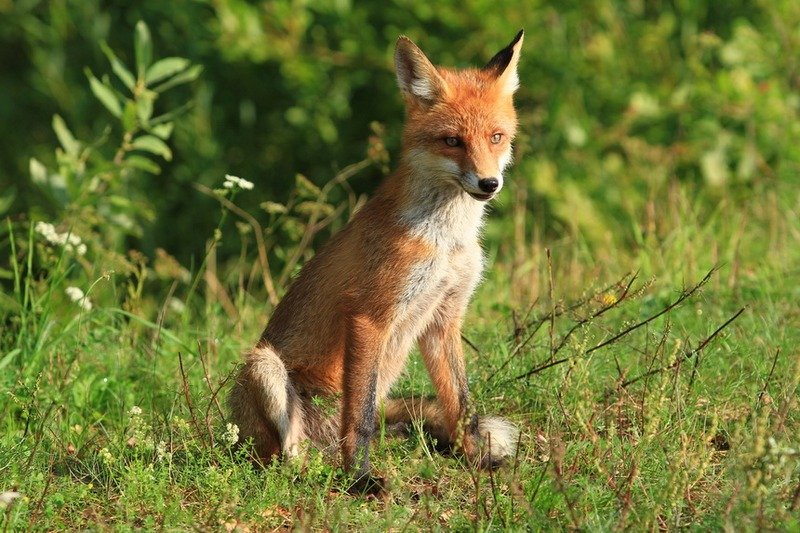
[478,178,499,193]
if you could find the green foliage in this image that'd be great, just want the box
[3,0,798,259]
[19,21,200,275]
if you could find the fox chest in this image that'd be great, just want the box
[373,246,482,398]
[402,245,481,313]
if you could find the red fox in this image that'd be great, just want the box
[230,31,524,493]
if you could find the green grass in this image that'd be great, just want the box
[2,178,799,531]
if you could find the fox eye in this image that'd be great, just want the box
[491,133,503,144]
[444,136,462,147]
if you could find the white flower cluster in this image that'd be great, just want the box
[763,436,799,470]
[34,221,87,255]
[98,447,114,465]
[156,440,172,462]
[223,422,240,446]
[65,286,92,311]
[0,491,22,508]
[129,405,143,417]
[223,174,254,191]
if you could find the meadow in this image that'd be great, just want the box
[1,2,799,530]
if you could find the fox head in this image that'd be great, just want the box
[395,31,523,202]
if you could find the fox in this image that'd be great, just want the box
[229,30,524,493]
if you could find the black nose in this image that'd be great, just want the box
[478,178,499,193]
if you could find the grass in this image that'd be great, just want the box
[1,175,799,531]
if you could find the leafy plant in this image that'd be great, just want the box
[28,20,201,251]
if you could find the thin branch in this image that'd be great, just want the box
[486,272,638,383]
[178,351,207,449]
[619,307,746,389]
[484,319,547,387]
[195,183,279,306]
[550,272,639,358]
[545,249,556,363]
[278,159,371,288]
[153,280,178,351]
[196,343,217,446]
[461,333,481,354]
[510,268,720,382]
[521,270,634,334]
[585,267,719,357]
[756,348,781,409]
[205,368,236,430]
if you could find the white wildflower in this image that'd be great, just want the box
[129,405,143,417]
[34,221,59,243]
[0,491,22,508]
[223,174,254,191]
[98,447,114,465]
[223,422,240,446]
[35,221,87,256]
[65,286,92,311]
[156,440,172,462]
[168,297,186,314]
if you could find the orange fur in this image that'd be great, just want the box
[229,31,524,490]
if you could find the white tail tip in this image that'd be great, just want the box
[478,416,520,461]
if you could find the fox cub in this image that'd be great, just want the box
[230,31,524,492]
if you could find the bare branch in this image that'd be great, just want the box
[585,267,719,357]
[756,348,781,410]
[618,306,746,389]
[178,351,208,449]
[195,183,279,306]
[509,268,720,383]
[550,272,639,358]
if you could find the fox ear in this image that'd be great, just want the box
[483,30,524,94]
[395,36,449,106]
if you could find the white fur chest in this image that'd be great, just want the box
[400,188,486,250]
[377,247,482,398]
[376,201,485,398]
[395,186,487,322]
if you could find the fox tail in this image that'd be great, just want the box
[381,396,519,468]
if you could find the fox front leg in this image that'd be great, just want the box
[340,315,386,495]
[418,313,482,460]
[420,317,517,469]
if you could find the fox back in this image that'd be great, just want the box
[230,31,524,494]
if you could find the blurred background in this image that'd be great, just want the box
[1,0,798,307]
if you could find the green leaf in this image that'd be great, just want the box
[30,159,68,205]
[149,101,194,126]
[0,348,21,371]
[52,115,80,156]
[0,186,15,216]
[122,100,138,132]
[151,64,203,93]
[136,93,154,126]
[131,135,172,161]
[149,122,174,140]
[295,201,334,217]
[124,154,161,174]
[100,41,135,91]
[29,158,48,185]
[134,21,152,77]
[108,194,134,209]
[86,69,122,117]
[295,174,321,197]
[145,57,190,86]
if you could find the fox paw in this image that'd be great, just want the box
[347,472,389,498]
